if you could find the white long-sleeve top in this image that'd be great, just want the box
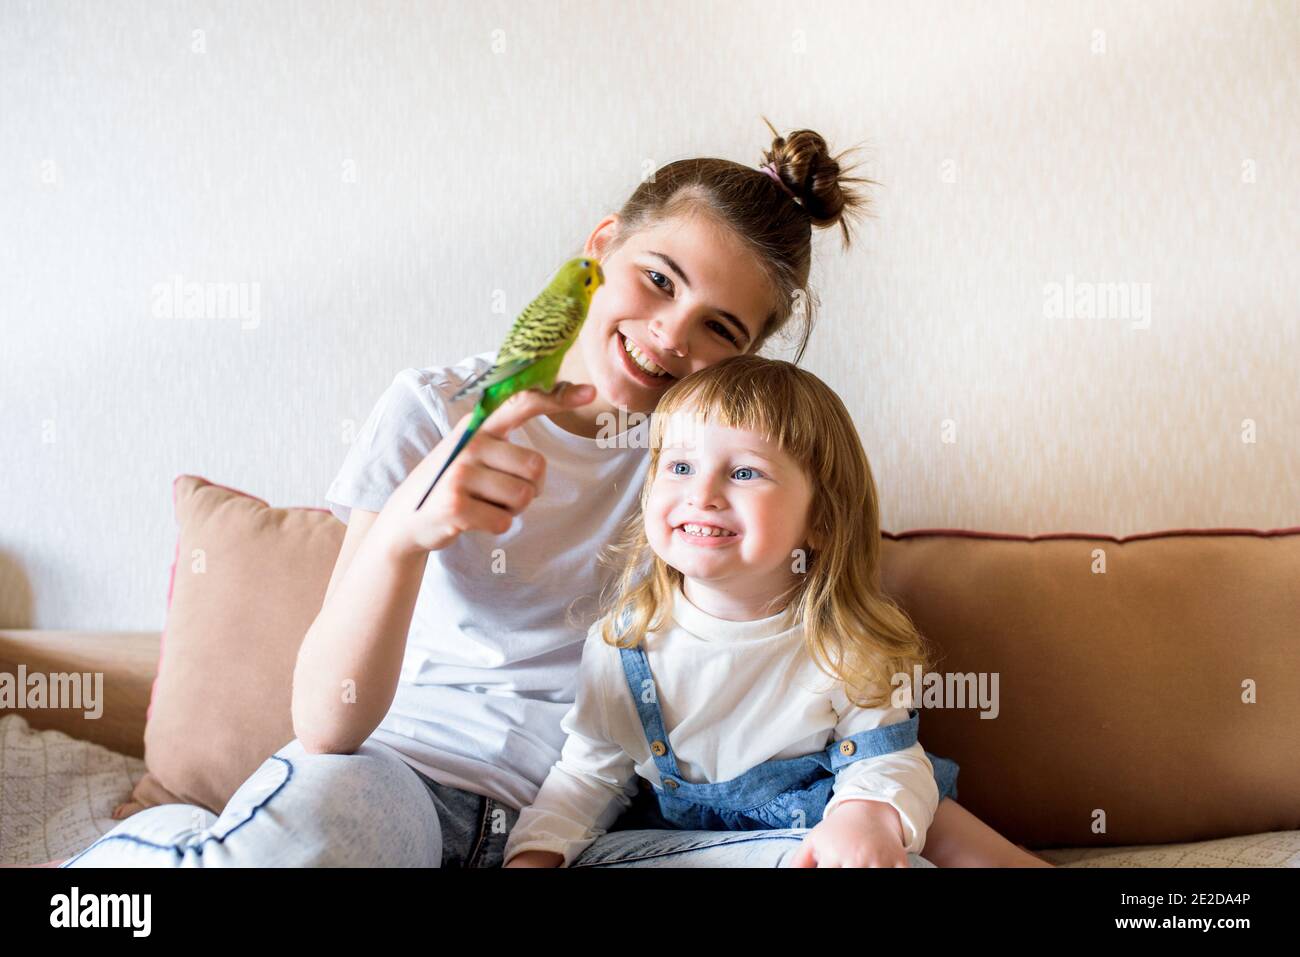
[504,581,940,866]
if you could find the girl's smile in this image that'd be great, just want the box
[673,521,741,548]
[615,328,677,388]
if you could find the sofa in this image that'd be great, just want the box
[2,474,1298,867]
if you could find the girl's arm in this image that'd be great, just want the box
[291,503,430,754]
[822,698,941,854]
[824,741,939,853]
[292,385,594,754]
[503,629,639,867]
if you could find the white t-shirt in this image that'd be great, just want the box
[325,352,651,809]
[503,580,940,865]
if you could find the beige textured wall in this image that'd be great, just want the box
[2,0,1297,628]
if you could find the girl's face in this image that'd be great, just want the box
[556,212,776,432]
[645,410,817,618]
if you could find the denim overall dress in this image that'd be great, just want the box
[615,642,960,832]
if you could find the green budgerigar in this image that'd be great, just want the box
[414,257,604,511]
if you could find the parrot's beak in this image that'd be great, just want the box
[585,263,604,305]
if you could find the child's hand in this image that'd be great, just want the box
[376,382,595,556]
[787,799,910,868]
[504,850,565,868]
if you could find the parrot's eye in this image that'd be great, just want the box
[580,260,589,268]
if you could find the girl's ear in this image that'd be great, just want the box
[584,214,621,260]
[806,517,823,551]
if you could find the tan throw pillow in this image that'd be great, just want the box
[128,475,344,816]
[879,528,1300,849]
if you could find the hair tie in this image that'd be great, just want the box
[760,161,798,201]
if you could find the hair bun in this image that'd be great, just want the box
[760,116,874,248]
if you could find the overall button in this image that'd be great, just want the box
[650,740,667,757]
[664,778,679,790]
[838,740,857,757]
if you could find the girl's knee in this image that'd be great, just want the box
[220,739,443,866]
[66,740,441,867]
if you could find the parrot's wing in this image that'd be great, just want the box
[456,293,582,398]
[449,360,526,402]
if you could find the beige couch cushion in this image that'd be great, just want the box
[0,630,158,758]
[879,528,1300,849]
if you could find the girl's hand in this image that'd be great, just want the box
[374,382,596,557]
[504,850,564,868]
[787,799,910,868]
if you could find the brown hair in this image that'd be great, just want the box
[594,117,875,364]
[596,354,931,709]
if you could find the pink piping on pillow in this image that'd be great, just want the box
[882,525,1300,543]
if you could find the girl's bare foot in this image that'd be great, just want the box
[1016,843,1057,866]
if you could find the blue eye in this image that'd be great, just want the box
[646,270,672,292]
[665,461,762,480]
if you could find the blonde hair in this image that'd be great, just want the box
[595,354,931,708]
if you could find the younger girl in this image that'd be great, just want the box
[506,355,961,868]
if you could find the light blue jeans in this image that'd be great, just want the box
[58,737,936,867]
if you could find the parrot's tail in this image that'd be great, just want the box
[414,404,488,511]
